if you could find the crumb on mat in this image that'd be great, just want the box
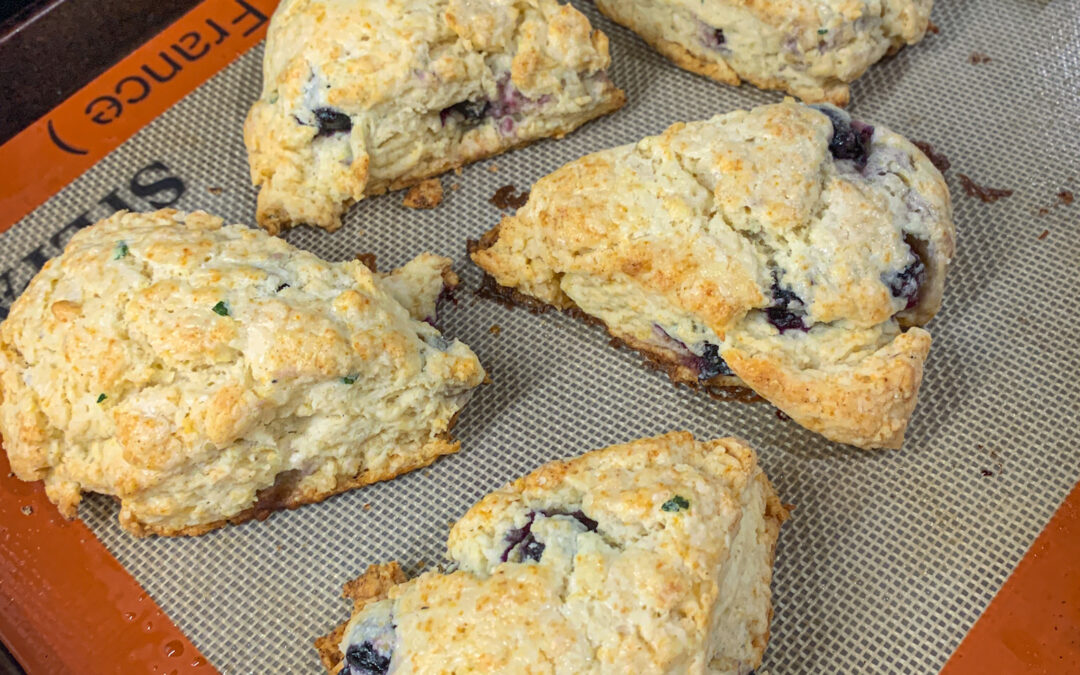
[402,178,444,209]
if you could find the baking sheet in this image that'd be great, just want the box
[3,0,1079,672]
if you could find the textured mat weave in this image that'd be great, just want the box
[3,0,1079,672]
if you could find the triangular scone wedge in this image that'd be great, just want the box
[244,0,626,234]
[471,100,955,449]
[316,431,789,674]
[0,209,485,536]
[595,0,933,106]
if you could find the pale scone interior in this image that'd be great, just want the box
[471,101,955,449]
[0,209,486,536]
[244,0,626,233]
[595,0,933,105]
[317,432,789,674]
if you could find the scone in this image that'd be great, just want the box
[471,101,955,449]
[595,0,933,105]
[315,431,789,674]
[0,209,486,536]
[244,0,626,234]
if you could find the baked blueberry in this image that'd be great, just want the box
[817,106,874,169]
[313,107,352,138]
[701,26,726,50]
[440,99,491,126]
[697,343,734,379]
[886,258,926,310]
[345,641,391,675]
[766,274,808,333]
[521,538,546,562]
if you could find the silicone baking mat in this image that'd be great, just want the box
[1,0,1079,672]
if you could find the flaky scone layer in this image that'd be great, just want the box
[244,0,626,233]
[472,101,955,449]
[317,431,789,674]
[0,209,485,536]
[596,0,933,105]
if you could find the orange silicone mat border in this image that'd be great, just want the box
[0,0,280,233]
[0,0,278,672]
[942,481,1080,673]
[0,0,1077,671]
[0,451,215,673]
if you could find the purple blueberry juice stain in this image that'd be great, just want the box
[700,25,726,50]
[766,273,809,333]
[345,641,392,675]
[816,106,874,169]
[436,74,548,135]
[312,107,352,138]
[500,510,598,563]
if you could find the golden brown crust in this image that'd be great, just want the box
[315,563,409,672]
[127,436,459,537]
[724,329,931,449]
[467,242,763,404]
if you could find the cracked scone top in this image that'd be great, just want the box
[471,101,955,449]
[595,0,933,105]
[0,210,485,536]
[315,431,789,674]
[244,0,626,233]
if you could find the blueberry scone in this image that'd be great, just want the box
[471,101,955,449]
[315,431,789,674]
[0,209,486,536]
[244,0,626,234]
[595,0,933,105]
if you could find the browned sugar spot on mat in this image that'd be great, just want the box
[490,185,530,210]
[926,20,940,34]
[775,409,791,422]
[969,52,992,64]
[957,173,1014,203]
[913,140,952,173]
[1038,230,1049,240]
[207,186,223,195]
[1058,190,1074,205]
[489,324,502,335]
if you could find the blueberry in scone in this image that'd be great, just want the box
[471,101,955,449]
[594,0,934,105]
[0,209,486,536]
[314,431,789,674]
[244,0,627,234]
